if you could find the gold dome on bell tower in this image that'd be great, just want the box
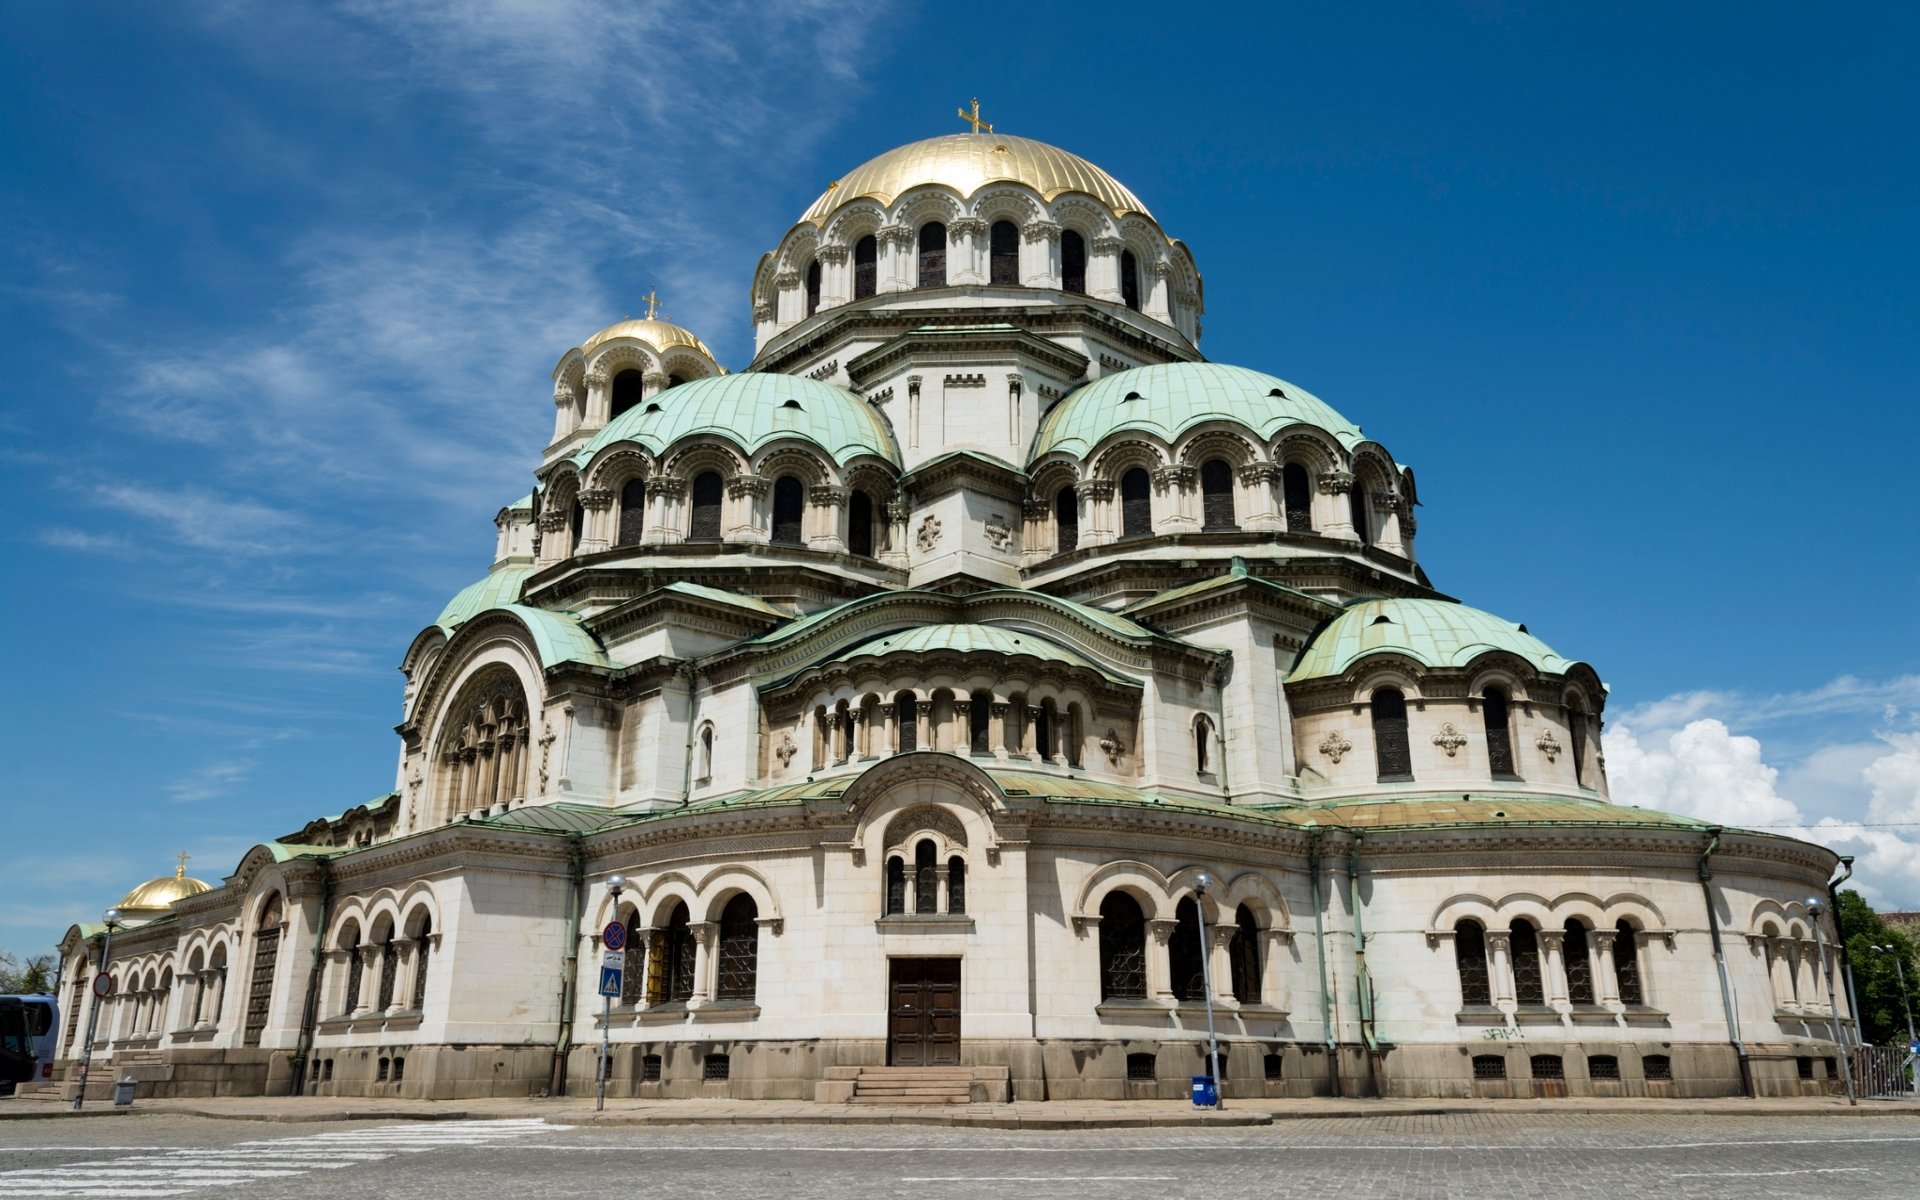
[115,853,213,918]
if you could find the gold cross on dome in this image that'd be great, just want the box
[641,288,664,320]
[956,98,992,134]
[176,850,190,878]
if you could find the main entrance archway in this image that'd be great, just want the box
[887,957,961,1066]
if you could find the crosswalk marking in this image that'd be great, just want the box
[0,1118,564,1197]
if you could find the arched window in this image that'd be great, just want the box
[1119,249,1141,310]
[1455,919,1491,1005]
[1061,229,1087,294]
[1036,700,1055,761]
[341,926,363,1016]
[1613,920,1643,1006]
[568,500,584,554]
[715,894,759,1001]
[661,902,696,1004]
[1200,458,1235,529]
[697,723,714,782]
[1563,919,1594,1005]
[1098,892,1147,1000]
[917,222,946,288]
[1194,715,1213,775]
[610,369,645,420]
[1120,467,1152,538]
[914,839,938,914]
[885,856,906,916]
[989,220,1020,285]
[689,471,723,540]
[243,895,281,1046]
[1371,688,1412,780]
[1483,687,1517,778]
[1170,897,1207,1002]
[771,476,804,545]
[1350,485,1371,545]
[409,912,432,1012]
[375,922,398,1011]
[1568,703,1590,786]
[853,235,877,299]
[804,259,821,316]
[947,857,966,915]
[894,691,917,752]
[848,490,874,556]
[1510,919,1544,1006]
[1282,462,1313,532]
[1065,702,1084,768]
[617,479,647,547]
[1055,485,1079,553]
[969,690,991,754]
[1228,904,1261,1004]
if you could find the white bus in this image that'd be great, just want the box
[0,994,59,1095]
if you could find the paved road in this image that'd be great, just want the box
[2,1113,1917,1199]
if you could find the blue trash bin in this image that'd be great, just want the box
[1190,1074,1218,1107]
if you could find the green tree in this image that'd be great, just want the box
[0,949,56,994]
[1836,890,1919,1046]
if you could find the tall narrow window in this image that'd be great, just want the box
[947,857,966,915]
[771,476,804,545]
[1119,249,1141,310]
[1350,486,1371,545]
[618,479,647,547]
[990,220,1020,285]
[1563,919,1594,1005]
[610,369,645,420]
[664,903,696,1004]
[619,912,643,1005]
[1055,485,1079,553]
[1098,892,1147,1000]
[970,690,991,754]
[1120,467,1152,538]
[848,490,874,556]
[715,895,759,1001]
[1065,703,1084,768]
[1194,716,1212,774]
[885,857,906,915]
[376,925,397,1011]
[917,222,946,287]
[690,471,723,540]
[1510,920,1544,1006]
[1170,897,1207,1002]
[1229,904,1262,1004]
[1279,466,1311,534]
[698,724,714,781]
[1613,920,1643,1006]
[1568,704,1589,785]
[243,895,281,1047]
[1200,459,1236,529]
[853,235,877,299]
[341,929,363,1016]
[1371,688,1412,780]
[1061,229,1087,293]
[804,259,821,316]
[569,500,584,553]
[895,692,917,752]
[914,840,938,914]
[1483,687,1517,778]
[1455,919,1491,1005]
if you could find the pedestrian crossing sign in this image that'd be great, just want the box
[598,963,622,998]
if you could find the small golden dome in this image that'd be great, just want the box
[116,859,213,915]
[581,317,718,363]
[800,133,1154,227]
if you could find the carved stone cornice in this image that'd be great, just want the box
[578,489,613,511]
[1024,220,1061,244]
[646,478,686,499]
[1238,462,1282,485]
[727,474,770,499]
[948,217,987,238]
[1091,236,1125,254]
[809,485,849,508]
[818,244,849,264]
[1317,471,1354,494]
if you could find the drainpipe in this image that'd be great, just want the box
[1307,828,1340,1096]
[1827,857,1861,1048]
[291,856,334,1096]
[1349,836,1381,1097]
[548,833,585,1096]
[1698,830,1752,1098]
[678,664,702,806]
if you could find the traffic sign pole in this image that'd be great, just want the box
[73,922,117,1111]
[596,920,626,1113]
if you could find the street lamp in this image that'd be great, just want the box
[596,875,626,1113]
[71,908,123,1111]
[1869,943,1917,1096]
[1805,897,1856,1105]
[1192,873,1223,1110]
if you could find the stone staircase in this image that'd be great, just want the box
[816,1064,1012,1104]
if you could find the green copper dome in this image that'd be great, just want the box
[1287,598,1581,683]
[577,372,899,468]
[435,564,534,633]
[831,623,1103,672]
[1031,362,1365,462]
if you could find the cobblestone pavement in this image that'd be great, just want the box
[2,1112,1917,1198]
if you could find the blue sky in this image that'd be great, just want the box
[3,3,1917,957]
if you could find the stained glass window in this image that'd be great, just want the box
[914,840,938,915]
[1511,920,1545,1006]
[715,895,758,1001]
[664,903,696,1003]
[1569,704,1589,785]
[1455,919,1491,1005]
[1229,905,1262,1004]
[804,260,821,316]
[376,929,397,1011]
[895,694,917,752]
[947,858,966,916]
[1099,892,1147,1000]
[848,490,873,557]
[970,691,991,754]
[620,915,643,1006]
[618,480,647,547]
[611,369,645,420]
[342,930,363,1015]
[244,895,281,1046]
[1119,249,1141,310]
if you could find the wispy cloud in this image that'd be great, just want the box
[37,527,130,553]
[166,757,260,804]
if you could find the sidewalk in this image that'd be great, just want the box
[5,1093,1918,1128]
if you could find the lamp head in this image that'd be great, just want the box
[102,908,123,929]
[1193,872,1213,894]
[605,874,627,897]
[1805,897,1824,918]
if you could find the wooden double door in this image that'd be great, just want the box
[887,957,961,1066]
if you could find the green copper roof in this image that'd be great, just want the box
[1287,597,1580,683]
[1031,362,1365,462]
[501,493,533,513]
[831,623,1107,673]
[575,372,899,468]
[436,565,534,632]
[498,604,613,670]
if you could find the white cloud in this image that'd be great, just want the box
[166,758,260,804]
[37,527,130,553]
[1607,717,1802,828]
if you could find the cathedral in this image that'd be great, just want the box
[47,114,1854,1104]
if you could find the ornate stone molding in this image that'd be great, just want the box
[809,485,849,508]
[1023,220,1061,244]
[915,515,942,552]
[1317,471,1354,495]
[984,513,1013,550]
[646,477,686,499]
[727,473,770,499]
[1100,728,1124,767]
[1536,730,1563,762]
[578,489,613,511]
[1238,462,1282,485]
[1318,731,1353,764]
[1432,724,1468,757]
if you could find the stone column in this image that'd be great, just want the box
[644,477,685,545]
[1023,221,1060,287]
[773,270,799,327]
[934,866,951,915]
[727,474,770,543]
[850,706,869,759]
[915,701,933,752]
[818,243,849,307]
[1210,924,1239,1007]
[392,938,418,1010]
[1021,497,1051,565]
[1147,919,1178,1004]
[687,923,718,1008]
[1078,479,1114,546]
[905,376,922,453]
[949,218,986,283]
[552,385,577,443]
[583,369,611,428]
[990,702,1009,758]
[1374,488,1409,557]
[576,488,612,554]
[1152,465,1198,532]
[1486,930,1516,1008]
[878,225,912,294]
[1592,930,1621,1005]
[1540,929,1569,1006]
[827,710,846,765]
[1318,471,1357,540]
[881,703,897,755]
[953,700,973,753]
[642,370,670,399]
[354,945,380,1016]
[1090,236,1124,302]
[1147,257,1174,322]
[1238,463,1284,532]
[808,484,848,553]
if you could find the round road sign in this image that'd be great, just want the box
[91,973,115,998]
[602,921,627,952]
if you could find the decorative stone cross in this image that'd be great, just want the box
[1432,724,1468,757]
[956,98,992,134]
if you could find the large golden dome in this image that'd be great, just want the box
[581,317,718,363]
[116,861,213,915]
[799,133,1153,226]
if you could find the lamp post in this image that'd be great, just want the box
[1193,873,1223,1110]
[596,875,626,1113]
[71,908,123,1111]
[1805,897,1856,1105]
[1869,943,1917,1096]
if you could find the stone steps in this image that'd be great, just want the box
[851,1066,978,1104]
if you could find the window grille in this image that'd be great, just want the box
[1529,1054,1565,1080]
[918,222,946,288]
[620,917,644,1005]
[1483,689,1516,777]
[1264,1053,1284,1081]
[1510,921,1545,1006]
[244,896,281,1047]
[1472,1054,1506,1080]
[1119,249,1140,310]
[1099,892,1147,999]
[342,933,363,1015]
[1824,1056,1838,1080]
[1229,906,1262,1004]
[703,1054,730,1081]
[804,260,821,316]
[1587,1055,1620,1080]
[322,1058,333,1082]
[1127,1052,1157,1081]
[853,236,876,299]
[618,480,647,547]
[1170,897,1207,1003]
[1371,688,1412,780]
[715,895,759,1001]
[913,840,938,914]
[1563,919,1594,1005]
[1120,468,1151,538]
[771,476,804,545]
[377,1057,389,1082]
[663,905,696,1003]
[1643,1054,1672,1080]
[885,857,906,916]
[1349,486,1370,545]
[970,691,991,753]
[1796,1055,1814,1080]
[391,1056,405,1083]
[377,931,397,1011]
[848,490,874,557]
[1055,485,1078,553]
[1455,920,1491,1005]
[689,472,723,540]
[947,858,966,916]
[1283,463,1312,531]
[895,695,917,751]
[610,369,644,420]
[1200,459,1236,529]
[1061,230,1087,293]
[641,1054,662,1081]
[990,220,1019,284]
[1613,920,1644,1006]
